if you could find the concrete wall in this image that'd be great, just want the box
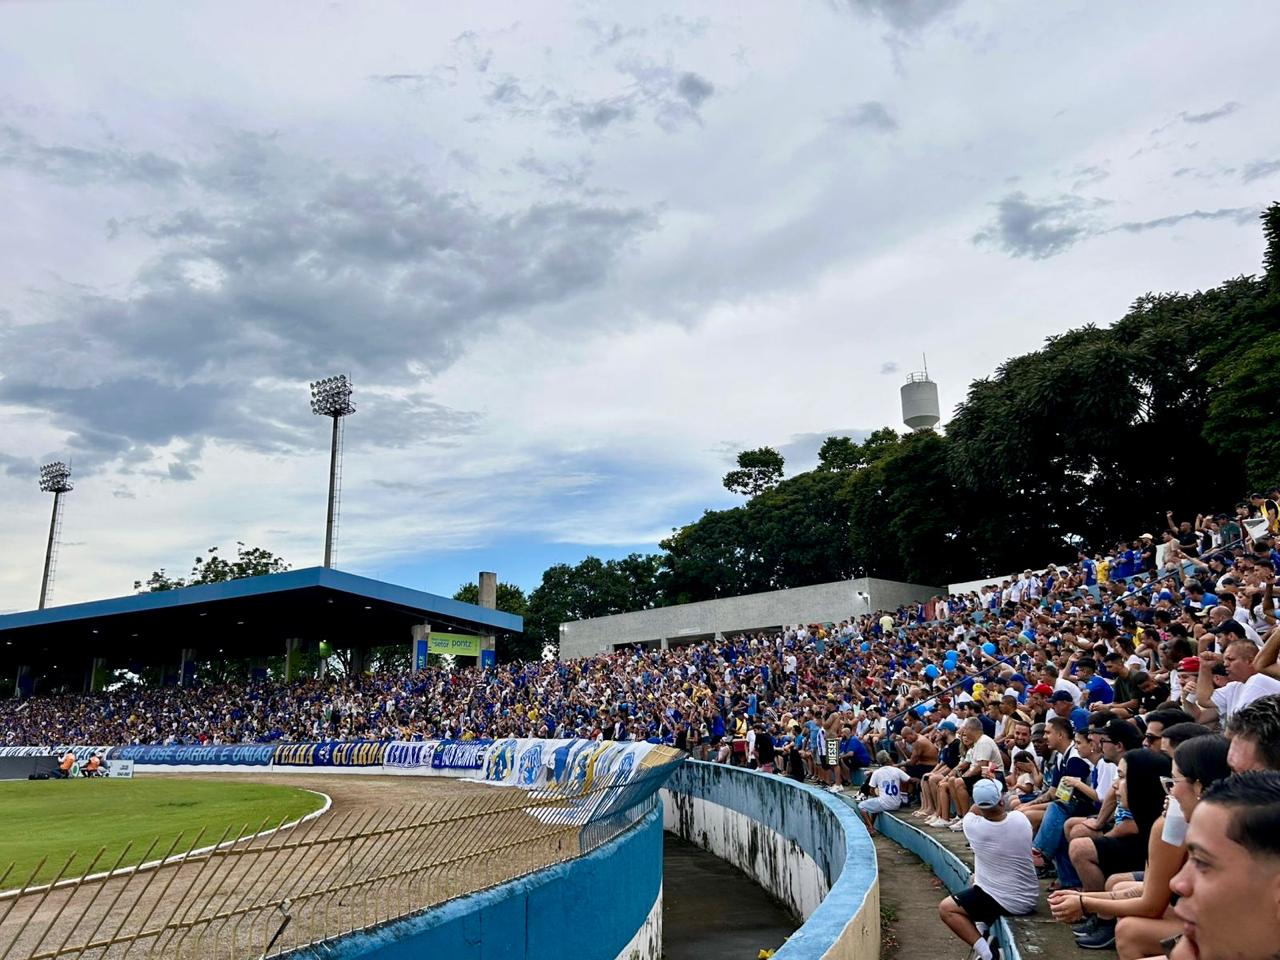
[662,761,880,960]
[292,804,664,960]
[559,577,942,658]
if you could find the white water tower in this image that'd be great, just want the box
[900,360,940,431]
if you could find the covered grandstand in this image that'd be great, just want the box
[0,567,523,696]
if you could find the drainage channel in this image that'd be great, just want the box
[662,833,798,960]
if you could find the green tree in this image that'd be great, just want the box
[133,543,290,592]
[722,446,785,497]
[526,554,663,656]
[816,436,864,472]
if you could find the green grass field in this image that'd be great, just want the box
[0,778,326,887]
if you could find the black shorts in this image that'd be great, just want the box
[1093,834,1146,878]
[953,884,1011,925]
[962,771,1005,795]
[904,763,933,780]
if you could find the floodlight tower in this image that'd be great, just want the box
[37,461,73,609]
[309,375,356,568]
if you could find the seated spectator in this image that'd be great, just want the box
[1168,772,1280,960]
[1188,640,1280,728]
[1049,734,1231,955]
[930,717,1005,831]
[1223,693,1280,772]
[938,779,1039,960]
[1067,748,1171,893]
[858,757,911,832]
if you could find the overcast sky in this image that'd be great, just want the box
[1,0,1277,612]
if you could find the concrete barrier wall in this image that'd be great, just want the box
[662,762,879,960]
[291,804,664,960]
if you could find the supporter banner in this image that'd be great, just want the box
[384,741,437,770]
[432,739,492,772]
[0,745,112,760]
[273,741,386,767]
[110,744,277,766]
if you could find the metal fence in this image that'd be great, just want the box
[0,763,678,960]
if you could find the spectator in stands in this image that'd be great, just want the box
[1188,638,1280,728]
[858,758,911,832]
[1049,734,1232,954]
[938,779,1039,960]
[1223,694,1280,772]
[931,717,1004,831]
[1168,772,1280,960]
[1067,748,1172,893]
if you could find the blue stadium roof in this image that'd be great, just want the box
[0,567,522,679]
[0,567,522,635]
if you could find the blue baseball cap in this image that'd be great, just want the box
[972,779,1003,809]
[938,721,958,732]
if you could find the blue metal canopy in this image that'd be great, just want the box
[0,567,522,684]
[0,567,522,635]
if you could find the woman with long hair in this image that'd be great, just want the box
[1048,736,1231,955]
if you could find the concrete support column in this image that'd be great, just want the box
[411,623,432,671]
[478,571,498,668]
[14,665,33,699]
[179,648,197,687]
[284,637,303,682]
[348,645,368,676]
[659,637,669,651]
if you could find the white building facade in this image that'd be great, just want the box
[558,576,943,659]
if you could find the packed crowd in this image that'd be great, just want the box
[4,490,1280,960]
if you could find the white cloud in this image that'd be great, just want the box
[0,0,1275,607]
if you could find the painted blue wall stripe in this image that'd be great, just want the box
[290,804,662,960]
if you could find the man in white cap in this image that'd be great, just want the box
[938,778,1039,960]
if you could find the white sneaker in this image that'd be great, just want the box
[827,784,843,793]
[949,820,966,832]
[927,816,950,828]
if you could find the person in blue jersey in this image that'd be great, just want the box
[1074,658,1114,708]
[1079,551,1098,587]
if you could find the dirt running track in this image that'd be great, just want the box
[0,773,578,960]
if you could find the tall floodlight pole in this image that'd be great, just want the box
[37,461,73,610]
[309,375,356,568]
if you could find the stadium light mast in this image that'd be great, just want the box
[37,461,73,610]
[309,375,356,568]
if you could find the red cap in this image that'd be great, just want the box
[1030,683,1054,696]
[1178,657,1201,672]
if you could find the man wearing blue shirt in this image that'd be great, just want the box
[1049,691,1091,732]
[1078,552,1097,587]
[1075,657,1114,707]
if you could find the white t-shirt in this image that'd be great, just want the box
[964,734,1005,773]
[1054,677,1084,706]
[963,809,1040,914]
[1210,673,1280,721]
[869,766,911,809]
[1093,758,1118,802]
